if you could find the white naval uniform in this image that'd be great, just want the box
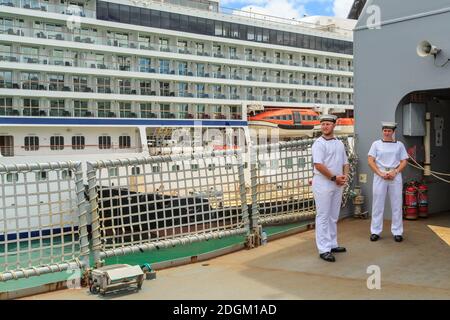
[368,140,409,236]
[312,136,349,254]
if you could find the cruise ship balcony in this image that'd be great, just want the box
[0,0,95,18]
[0,101,246,120]
[0,25,353,75]
[0,50,353,91]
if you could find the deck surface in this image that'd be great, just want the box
[23,213,450,300]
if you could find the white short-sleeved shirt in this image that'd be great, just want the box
[312,137,349,178]
[368,140,409,170]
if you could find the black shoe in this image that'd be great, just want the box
[319,252,336,262]
[394,235,403,242]
[370,234,380,241]
[331,247,347,253]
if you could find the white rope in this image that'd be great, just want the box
[409,155,450,176]
[408,156,450,184]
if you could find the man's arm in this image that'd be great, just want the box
[336,163,350,186]
[343,163,350,176]
[387,159,408,179]
[368,156,387,179]
[314,163,334,180]
[397,159,408,173]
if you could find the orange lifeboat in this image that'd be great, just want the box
[248,108,320,138]
[335,118,355,134]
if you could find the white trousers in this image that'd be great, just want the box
[312,177,343,254]
[371,174,403,236]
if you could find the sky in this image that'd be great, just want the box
[220,0,355,20]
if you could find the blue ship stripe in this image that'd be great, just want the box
[0,117,248,127]
[0,226,81,242]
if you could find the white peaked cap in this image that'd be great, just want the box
[381,121,397,129]
[319,114,337,123]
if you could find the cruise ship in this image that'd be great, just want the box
[0,0,354,162]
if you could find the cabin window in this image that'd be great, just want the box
[0,70,12,88]
[119,135,131,149]
[119,102,132,118]
[108,167,118,177]
[24,136,39,151]
[0,97,13,115]
[285,158,294,169]
[98,136,112,149]
[61,170,72,179]
[23,98,40,116]
[36,171,47,181]
[6,173,19,183]
[72,136,85,150]
[74,100,89,117]
[298,157,306,168]
[0,135,14,156]
[50,136,64,150]
[271,160,279,169]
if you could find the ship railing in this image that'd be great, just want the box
[104,0,351,37]
[0,52,353,91]
[218,6,353,38]
[0,104,244,121]
[155,0,214,12]
[85,149,250,267]
[0,50,354,91]
[0,135,356,283]
[0,145,144,156]
[0,0,96,18]
[0,161,89,282]
[249,138,315,226]
[4,81,353,102]
[249,135,357,226]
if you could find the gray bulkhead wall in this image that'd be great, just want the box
[354,0,450,218]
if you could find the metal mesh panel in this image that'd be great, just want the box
[340,135,358,208]
[251,139,316,225]
[0,162,85,281]
[88,150,249,260]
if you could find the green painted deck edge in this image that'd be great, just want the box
[0,270,72,293]
[264,219,314,236]
[0,220,313,293]
[104,234,246,266]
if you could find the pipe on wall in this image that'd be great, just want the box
[424,112,431,176]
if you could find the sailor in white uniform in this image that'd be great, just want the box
[312,114,349,262]
[368,122,409,242]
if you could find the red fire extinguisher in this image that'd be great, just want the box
[417,182,428,218]
[404,182,418,220]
